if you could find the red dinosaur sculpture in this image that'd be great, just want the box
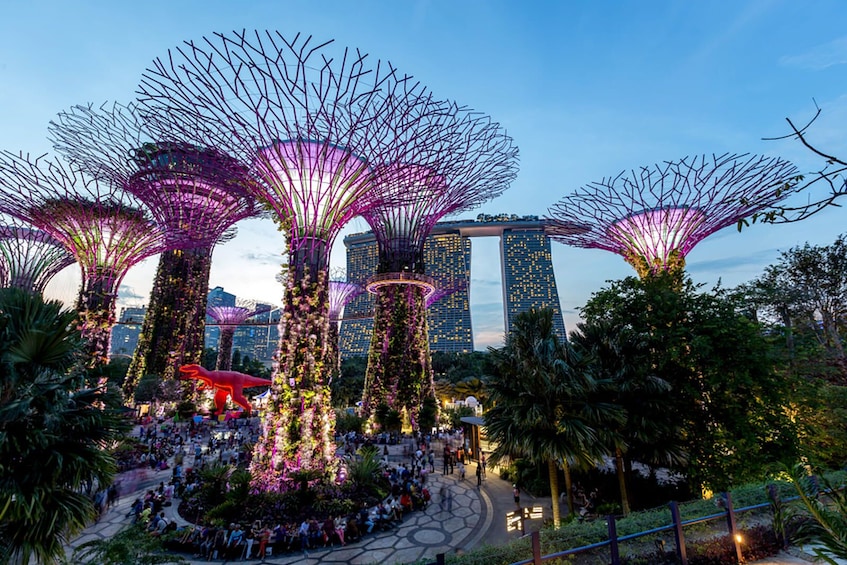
[179,364,272,415]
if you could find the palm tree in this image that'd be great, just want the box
[485,308,623,526]
[571,319,684,515]
[0,288,127,564]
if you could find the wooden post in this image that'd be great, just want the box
[531,530,542,564]
[608,514,620,565]
[724,493,744,564]
[669,501,688,565]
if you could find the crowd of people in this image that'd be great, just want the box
[102,418,477,560]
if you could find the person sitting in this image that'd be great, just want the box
[375,503,392,530]
[399,492,413,514]
[198,525,216,559]
[359,504,375,534]
[298,519,310,550]
[256,523,272,557]
[334,515,347,546]
[345,515,361,543]
[226,524,244,559]
[322,516,340,546]
[307,517,322,548]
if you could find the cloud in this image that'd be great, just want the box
[780,36,847,70]
[117,285,146,304]
[687,248,778,274]
[474,329,505,350]
[240,251,286,265]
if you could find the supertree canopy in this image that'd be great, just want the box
[137,30,442,489]
[207,304,269,371]
[546,153,799,278]
[0,213,76,294]
[358,107,518,432]
[327,279,363,375]
[49,101,261,397]
[0,153,172,367]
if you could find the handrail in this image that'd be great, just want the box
[424,487,806,565]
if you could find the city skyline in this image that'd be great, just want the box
[2,1,846,349]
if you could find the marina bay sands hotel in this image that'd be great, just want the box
[339,214,567,357]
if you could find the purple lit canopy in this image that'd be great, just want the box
[0,152,172,365]
[329,280,363,323]
[0,213,75,293]
[137,31,430,278]
[50,101,260,249]
[547,153,799,277]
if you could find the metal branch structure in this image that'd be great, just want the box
[358,106,518,432]
[0,213,75,294]
[207,304,269,371]
[49,101,261,397]
[137,30,441,489]
[546,154,799,278]
[0,153,172,367]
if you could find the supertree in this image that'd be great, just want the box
[0,212,76,293]
[137,30,441,489]
[358,107,518,432]
[546,154,799,278]
[327,279,363,375]
[49,101,261,397]
[207,304,270,371]
[0,153,173,367]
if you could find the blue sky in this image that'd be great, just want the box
[2,1,846,349]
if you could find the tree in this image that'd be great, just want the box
[570,319,683,515]
[331,356,366,408]
[752,106,846,224]
[0,288,127,564]
[581,272,799,493]
[486,308,622,526]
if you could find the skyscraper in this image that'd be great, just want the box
[110,306,147,358]
[339,214,567,358]
[501,229,567,342]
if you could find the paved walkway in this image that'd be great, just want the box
[65,441,839,564]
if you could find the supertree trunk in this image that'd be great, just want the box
[125,246,211,399]
[250,268,334,491]
[75,270,119,369]
[215,327,237,371]
[326,321,340,379]
[363,283,434,431]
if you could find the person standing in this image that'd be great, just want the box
[513,484,521,508]
[476,464,482,487]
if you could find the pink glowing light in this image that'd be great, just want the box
[328,280,363,322]
[607,207,706,267]
[256,140,370,246]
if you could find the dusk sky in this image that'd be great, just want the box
[2,1,846,349]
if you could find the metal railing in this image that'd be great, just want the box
[426,488,797,565]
